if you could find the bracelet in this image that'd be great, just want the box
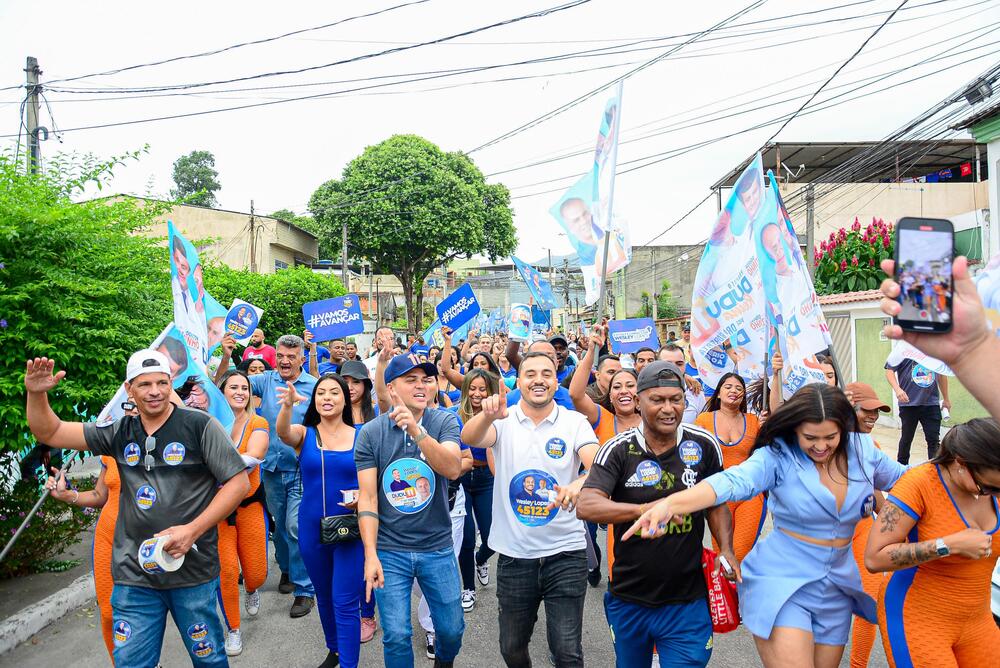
[70,490,80,505]
[358,511,379,521]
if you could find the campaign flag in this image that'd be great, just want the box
[488,307,506,335]
[531,304,551,328]
[512,256,559,310]
[421,317,472,349]
[224,299,263,345]
[960,162,973,177]
[607,318,660,354]
[303,295,364,341]
[549,83,630,305]
[886,339,953,376]
[436,283,481,331]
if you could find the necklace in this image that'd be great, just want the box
[713,411,747,446]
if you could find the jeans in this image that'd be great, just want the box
[110,579,228,667]
[458,467,495,590]
[604,593,712,668]
[496,549,588,668]
[261,468,314,597]
[375,547,464,667]
[897,404,941,464]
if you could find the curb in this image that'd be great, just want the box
[0,573,95,655]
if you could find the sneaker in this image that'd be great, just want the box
[225,629,243,656]
[290,595,314,618]
[476,563,490,586]
[425,632,436,659]
[245,589,260,617]
[278,572,294,594]
[651,651,660,667]
[360,616,377,643]
[461,589,476,612]
[319,650,340,668]
[587,567,601,588]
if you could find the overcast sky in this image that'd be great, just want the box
[1,0,996,263]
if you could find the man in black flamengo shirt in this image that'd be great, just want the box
[577,361,738,668]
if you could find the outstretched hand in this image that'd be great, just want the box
[621,498,686,541]
[25,358,66,394]
[276,380,307,408]
[481,380,509,421]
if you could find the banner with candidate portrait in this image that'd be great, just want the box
[549,83,631,306]
[607,317,660,354]
[512,256,559,310]
[168,222,229,370]
[224,299,264,345]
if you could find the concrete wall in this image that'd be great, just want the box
[615,244,703,318]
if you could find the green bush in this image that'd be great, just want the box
[813,217,894,295]
[0,475,98,579]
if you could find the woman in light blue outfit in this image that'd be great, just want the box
[624,383,907,668]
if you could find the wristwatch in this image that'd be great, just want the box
[935,538,950,557]
[413,427,429,445]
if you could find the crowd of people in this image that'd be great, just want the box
[22,256,1000,667]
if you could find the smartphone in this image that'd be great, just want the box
[893,217,954,333]
[719,554,735,577]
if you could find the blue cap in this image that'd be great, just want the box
[412,345,430,356]
[384,353,438,385]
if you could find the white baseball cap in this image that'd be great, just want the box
[126,350,173,382]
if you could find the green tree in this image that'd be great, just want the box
[171,150,221,207]
[656,280,679,319]
[0,151,173,463]
[309,135,517,333]
[203,265,345,340]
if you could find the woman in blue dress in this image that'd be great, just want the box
[624,383,907,668]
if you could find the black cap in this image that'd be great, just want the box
[636,361,684,393]
[339,360,371,383]
[548,334,568,347]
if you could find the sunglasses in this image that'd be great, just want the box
[144,436,156,472]
[968,467,1000,496]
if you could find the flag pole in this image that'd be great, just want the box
[596,82,624,321]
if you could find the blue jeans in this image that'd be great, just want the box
[458,466,495,590]
[375,547,464,667]
[110,579,228,667]
[604,593,712,668]
[261,468,314,597]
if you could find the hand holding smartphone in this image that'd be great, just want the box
[893,217,954,333]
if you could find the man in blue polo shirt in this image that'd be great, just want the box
[249,334,317,617]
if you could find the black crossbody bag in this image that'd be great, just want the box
[318,433,360,544]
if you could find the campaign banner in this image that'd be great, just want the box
[509,303,532,342]
[436,282,481,331]
[303,294,364,341]
[168,222,229,370]
[886,339,954,376]
[607,318,660,354]
[224,299,263,345]
[512,256,559,310]
[531,304,551,331]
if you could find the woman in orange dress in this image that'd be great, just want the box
[47,456,120,663]
[215,369,270,657]
[866,418,1000,668]
[695,372,763,561]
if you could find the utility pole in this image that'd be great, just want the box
[367,264,374,318]
[562,259,570,307]
[341,222,349,290]
[248,200,257,273]
[805,184,816,279]
[25,57,42,174]
[649,249,657,319]
[547,248,553,285]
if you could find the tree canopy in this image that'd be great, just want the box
[171,150,221,207]
[309,134,517,333]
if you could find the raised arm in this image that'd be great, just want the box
[304,329,319,375]
[461,382,507,448]
[768,350,784,414]
[213,335,236,383]
[386,384,463,480]
[275,381,308,452]
[505,339,522,372]
[569,326,602,424]
[460,330,477,363]
[47,464,110,508]
[440,328,466,388]
[24,358,87,450]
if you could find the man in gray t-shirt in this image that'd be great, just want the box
[356,353,466,667]
[25,351,248,667]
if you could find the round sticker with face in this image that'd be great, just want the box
[679,440,703,467]
[135,485,157,510]
[382,458,435,514]
[192,641,215,658]
[188,622,209,641]
[225,303,259,340]
[545,437,567,459]
[911,364,935,388]
[163,442,185,466]
[636,460,662,487]
[508,469,559,527]
[123,442,141,467]
[860,493,875,519]
[113,621,132,647]
[138,538,164,574]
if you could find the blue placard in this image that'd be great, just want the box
[302,294,364,341]
[436,283,481,331]
[607,318,660,354]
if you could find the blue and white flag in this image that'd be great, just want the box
[436,283,481,331]
[512,256,559,310]
[608,318,659,354]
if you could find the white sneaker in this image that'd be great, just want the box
[225,629,243,656]
[425,632,435,659]
[476,563,490,586]
[245,589,260,617]
[461,589,476,612]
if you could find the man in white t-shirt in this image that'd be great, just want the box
[462,351,599,668]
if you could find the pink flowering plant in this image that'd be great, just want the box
[813,217,894,295]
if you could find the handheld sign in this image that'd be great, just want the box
[302,294,364,341]
[224,299,264,344]
[607,318,660,354]
[436,283,481,332]
[508,303,532,342]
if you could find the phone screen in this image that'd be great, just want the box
[894,219,953,332]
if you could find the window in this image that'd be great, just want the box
[274,259,289,271]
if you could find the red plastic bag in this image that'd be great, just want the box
[701,547,741,633]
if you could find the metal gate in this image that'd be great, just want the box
[826,314,853,383]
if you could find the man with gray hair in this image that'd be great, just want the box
[249,334,317,617]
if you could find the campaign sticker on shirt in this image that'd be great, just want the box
[188,622,209,641]
[382,458,435,514]
[679,440,703,466]
[163,442,186,466]
[911,364,935,388]
[123,442,141,467]
[192,641,215,658]
[545,437,567,459]
[860,493,875,518]
[508,469,559,527]
[636,460,663,486]
[113,620,132,646]
[135,485,157,510]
